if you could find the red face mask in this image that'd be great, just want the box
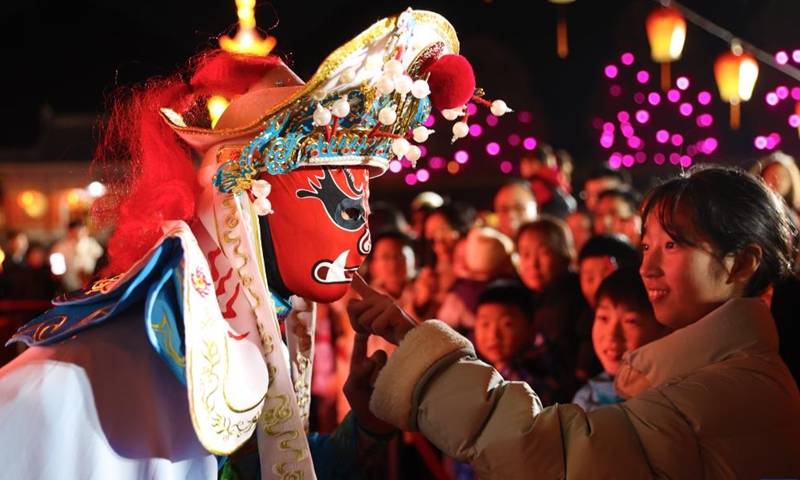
[260,166,371,303]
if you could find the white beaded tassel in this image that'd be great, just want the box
[251,179,274,216]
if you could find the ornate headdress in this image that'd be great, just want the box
[161,8,510,196]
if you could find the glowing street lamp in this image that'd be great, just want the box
[646,5,686,91]
[714,43,758,130]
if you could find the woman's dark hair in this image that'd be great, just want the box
[516,214,574,265]
[594,267,654,315]
[640,164,797,297]
[476,279,536,323]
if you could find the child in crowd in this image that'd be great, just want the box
[573,267,669,411]
[574,233,642,382]
[348,164,800,478]
[452,278,562,480]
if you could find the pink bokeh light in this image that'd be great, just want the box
[667,89,681,102]
[500,161,513,173]
[776,51,789,65]
[776,86,789,99]
[696,113,714,127]
[656,129,670,143]
[679,103,693,116]
[620,123,635,138]
[416,169,430,182]
[654,153,666,165]
[617,111,630,123]
[389,159,403,173]
[610,85,622,97]
[622,155,635,167]
[754,136,768,150]
[627,136,642,149]
[485,115,499,126]
[680,156,692,168]
[789,114,800,128]
[793,50,800,63]
[518,111,534,123]
[605,65,619,79]
[648,92,661,106]
[486,142,501,155]
[635,152,647,163]
[469,123,483,137]
[600,132,614,148]
[523,137,537,150]
[633,92,645,104]
[424,115,435,127]
[697,91,712,105]
[621,53,635,65]
[671,133,684,146]
[429,157,446,169]
[766,92,779,106]
[603,122,616,132]
[792,88,800,100]
[466,103,478,115]
[676,77,690,90]
[608,153,622,168]
[454,150,469,164]
[508,133,521,146]
[635,109,650,123]
[636,70,650,84]
[405,173,418,185]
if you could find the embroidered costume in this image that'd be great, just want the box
[0,8,508,479]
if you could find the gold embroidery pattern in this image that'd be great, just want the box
[151,313,186,368]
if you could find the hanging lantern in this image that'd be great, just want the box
[645,5,686,91]
[549,0,576,59]
[714,43,758,130]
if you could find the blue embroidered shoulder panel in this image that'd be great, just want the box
[8,237,185,350]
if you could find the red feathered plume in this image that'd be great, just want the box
[92,50,282,276]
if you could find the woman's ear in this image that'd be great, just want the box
[727,243,762,284]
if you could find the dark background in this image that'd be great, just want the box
[2,0,799,208]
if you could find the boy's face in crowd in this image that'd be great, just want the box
[583,176,622,213]
[474,302,532,370]
[579,256,617,309]
[592,297,665,376]
[516,230,569,293]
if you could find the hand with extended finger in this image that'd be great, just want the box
[347,274,418,345]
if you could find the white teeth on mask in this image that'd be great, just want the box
[313,250,351,284]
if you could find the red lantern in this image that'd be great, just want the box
[714,44,759,130]
[646,5,686,91]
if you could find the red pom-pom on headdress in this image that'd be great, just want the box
[423,54,476,110]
